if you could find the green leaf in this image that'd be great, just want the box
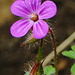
[62,51,75,59]
[71,45,75,51]
[71,64,75,75]
[24,72,29,75]
[44,65,55,75]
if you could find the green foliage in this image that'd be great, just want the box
[24,72,29,75]
[44,65,55,75]
[62,45,75,59]
[71,64,75,75]
[62,45,75,75]
[71,45,75,51]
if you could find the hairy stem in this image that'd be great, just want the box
[37,39,43,75]
[49,28,58,75]
[37,39,43,62]
[43,32,75,67]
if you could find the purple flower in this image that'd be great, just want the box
[10,0,57,39]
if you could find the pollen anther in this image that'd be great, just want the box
[30,13,38,22]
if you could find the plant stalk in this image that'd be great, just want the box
[49,28,58,75]
[37,39,43,75]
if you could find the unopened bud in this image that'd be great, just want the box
[20,33,38,46]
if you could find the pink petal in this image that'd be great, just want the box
[17,0,23,1]
[33,20,48,39]
[25,0,42,12]
[10,19,33,37]
[10,1,31,18]
[38,1,57,19]
[25,0,41,4]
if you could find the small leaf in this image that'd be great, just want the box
[62,51,75,59]
[71,64,75,75]
[44,65,55,75]
[24,72,29,75]
[71,45,75,51]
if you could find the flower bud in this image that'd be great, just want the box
[20,33,38,46]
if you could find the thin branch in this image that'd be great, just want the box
[43,32,75,67]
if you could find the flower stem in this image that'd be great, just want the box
[37,39,43,75]
[49,28,58,75]
[37,39,43,62]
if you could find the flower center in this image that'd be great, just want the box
[30,13,38,22]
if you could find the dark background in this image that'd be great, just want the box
[0,0,75,75]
